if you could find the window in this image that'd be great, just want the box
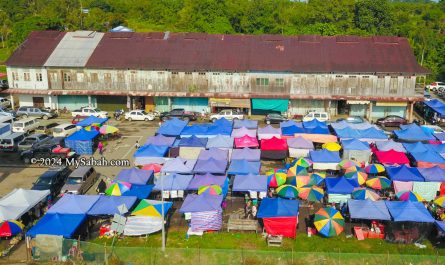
[12,72,18,81]
[104,73,111,83]
[256,78,269,86]
[276,78,284,87]
[117,72,124,82]
[90,73,98,83]
[36,73,43,82]
[172,72,178,75]
[212,72,220,76]
[389,76,398,94]
[24,72,30,81]
[336,75,343,78]
[185,72,192,75]
[130,72,136,82]
[198,72,206,76]
[362,76,369,79]
[77,73,84,82]
[63,72,71,82]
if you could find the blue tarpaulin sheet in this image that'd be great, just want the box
[76,116,108,127]
[310,150,341,163]
[341,139,370,151]
[257,198,299,218]
[65,129,99,155]
[27,213,86,238]
[410,150,445,164]
[281,125,305,136]
[394,125,435,141]
[385,201,434,223]
[122,185,153,199]
[179,135,208,147]
[153,174,193,191]
[347,199,391,220]
[303,119,328,129]
[227,160,261,175]
[386,165,424,182]
[418,166,445,182]
[326,177,359,194]
[134,145,169,157]
[87,195,137,215]
[156,118,188,136]
[48,194,100,214]
[115,168,154,185]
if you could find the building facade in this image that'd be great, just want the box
[4,31,429,121]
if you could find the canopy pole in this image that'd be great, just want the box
[161,174,166,251]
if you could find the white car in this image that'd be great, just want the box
[125,110,155,121]
[302,111,330,122]
[71,107,108,118]
[0,97,11,108]
[53,123,77,137]
[427,82,445,92]
[209,109,244,122]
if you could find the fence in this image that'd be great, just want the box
[28,238,445,265]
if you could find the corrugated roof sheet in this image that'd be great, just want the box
[44,31,104,67]
[6,31,66,67]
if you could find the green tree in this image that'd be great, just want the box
[354,0,394,35]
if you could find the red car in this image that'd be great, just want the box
[376,115,407,127]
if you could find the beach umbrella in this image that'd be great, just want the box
[276,185,299,199]
[198,185,222,195]
[85,125,100,131]
[344,171,368,185]
[286,175,310,187]
[293,157,313,168]
[314,207,345,237]
[267,169,287,188]
[396,191,425,202]
[287,165,308,177]
[105,181,132,196]
[298,185,324,202]
[308,172,326,186]
[338,160,359,169]
[365,164,385,174]
[322,142,341,152]
[131,201,166,217]
[99,125,119,135]
[351,188,380,201]
[141,163,162,173]
[434,196,445,207]
[365,176,391,190]
[344,165,365,173]
[0,220,24,237]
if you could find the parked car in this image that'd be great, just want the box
[61,167,98,195]
[16,106,57,120]
[31,167,71,197]
[265,113,288,124]
[302,111,330,122]
[159,108,198,122]
[53,123,77,137]
[375,115,408,127]
[0,80,8,89]
[12,118,39,133]
[0,107,16,117]
[336,116,365,124]
[427,82,445,92]
[20,138,76,164]
[0,132,25,152]
[0,97,11,108]
[17,133,50,151]
[71,107,108,118]
[125,110,155,121]
[35,122,60,135]
[209,109,244,122]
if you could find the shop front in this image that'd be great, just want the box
[371,101,407,120]
[209,98,251,114]
[251,98,289,115]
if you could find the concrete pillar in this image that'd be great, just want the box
[9,94,14,109]
[167,97,172,111]
[126,95,131,110]
[48,95,52,109]
[88,95,92,107]
[368,102,373,122]
[408,102,414,123]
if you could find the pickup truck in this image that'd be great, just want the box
[20,138,77,164]
[71,107,108,118]
[209,109,244,122]
[159,108,199,122]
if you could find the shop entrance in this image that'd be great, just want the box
[337,100,349,115]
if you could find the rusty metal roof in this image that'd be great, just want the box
[6,31,66,67]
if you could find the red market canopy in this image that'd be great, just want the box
[234,135,259,148]
[374,150,410,166]
[260,137,288,151]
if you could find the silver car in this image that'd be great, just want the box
[61,167,98,195]
[16,107,57,120]
[17,133,51,151]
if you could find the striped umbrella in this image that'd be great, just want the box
[344,165,365,173]
[99,125,119,135]
[287,165,308,177]
[322,142,341,151]
[365,164,385,174]
[344,171,368,185]
[292,157,313,168]
[298,185,324,202]
[105,181,132,196]
[351,187,380,201]
[308,172,326,186]
[286,175,310,187]
[131,200,167,217]
[314,207,345,237]
[338,160,359,169]
[365,176,391,190]
[0,220,24,237]
[267,169,287,188]
[276,185,299,199]
[198,185,222,195]
[434,195,445,207]
[396,190,425,202]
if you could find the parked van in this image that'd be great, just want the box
[12,118,39,133]
[61,167,98,195]
[0,132,25,152]
[302,111,330,122]
[53,124,77,137]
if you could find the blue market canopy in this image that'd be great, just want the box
[304,126,330,135]
[153,174,193,191]
[310,150,341,163]
[87,195,137,215]
[257,198,299,218]
[385,201,434,223]
[341,139,370,151]
[280,120,302,128]
[181,124,209,137]
[179,194,223,213]
[133,145,169,158]
[232,174,268,192]
[48,194,100,214]
[145,135,176,146]
[386,165,424,182]
[435,221,445,233]
[326,177,359,194]
[206,135,234,149]
[281,125,305,136]
[418,166,445,182]
[161,157,196,174]
[122,185,153,199]
[347,199,391,221]
[234,119,258,129]
[193,158,228,174]
[156,118,188,136]
[334,127,362,139]
[65,129,100,155]
[207,123,232,136]
[76,116,108,127]
[375,140,407,153]
[115,168,154,185]
[27,213,86,238]
[302,119,328,129]
[410,150,445,164]
[394,125,435,142]
[227,160,261,175]
[424,99,445,116]
[179,135,208,147]
[187,173,227,190]
[231,148,261,161]
[403,142,431,153]
[358,127,388,140]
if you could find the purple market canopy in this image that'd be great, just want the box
[198,148,229,161]
[115,168,154,185]
[287,136,314,149]
[375,140,407,153]
[161,157,196,174]
[232,174,268,192]
[234,119,258,129]
[231,148,261,161]
[145,134,176,146]
[153,174,194,191]
[193,158,228,174]
[227,160,261,175]
[187,173,227,190]
[418,166,445,182]
[206,135,234,149]
[258,125,282,140]
[178,135,208,147]
[179,194,223,213]
[231,127,257,138]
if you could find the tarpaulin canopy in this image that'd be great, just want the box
[232,174,268,192]
[375,140,407,153]
[87,195,137,215]
[231,127,257,138]
[257,198,299,218]
[65,129,99,155]
[386,165,424,182]
[251,98,288,112]
[198,148,229,161]
[435,133,445,142]
[358,127,388,140]
[287,136,314,149]
[394,125,435,142]
[191,210,223,232]
[179,136,208,147]
[161,157,196,174]
[424,99,445,116]
[334,127,362,139]
[233,119,258,129]
[131,199,172,217]
[347,199,391,220]
[436,221,445,233]
[156,118,187,136]
[27,213,86,238]
[124,216,163,236]
[207,124,232,136]
[310,150,341,163]
[179,194,223,213]
[0,189,50,221]
[430,144,445,154]
[303,119,328,129]
[48,194,100,214]
[76,116,108,127]
[374,150,410,165]
[134,145,169,165]
[341,139,370,151]
[403,142,431,153]
[258,125,282,140]
[122,185,153,199]
[305,126,330,135]
[331,121,375,130]
[231,148,261,161]
[115,168,154,185]
[385,201,434,223]
[181,124,209,137]
[212,117,233,128]
[234,135,259,148]
[410,150,445,164]
[261,137,288,151]
[193,158,228,174]
[145,135,176,146]
[281,125,305,136]
[280,120,302,129]
[418,166,445,182]
[187,173,227,190]
[206,135,234,149]
[326,177,359,194]
[153,174,193,191]
[227,160,261,175]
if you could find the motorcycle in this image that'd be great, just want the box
[114,109,125,121]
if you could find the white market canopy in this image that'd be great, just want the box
[0,188,50,221]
